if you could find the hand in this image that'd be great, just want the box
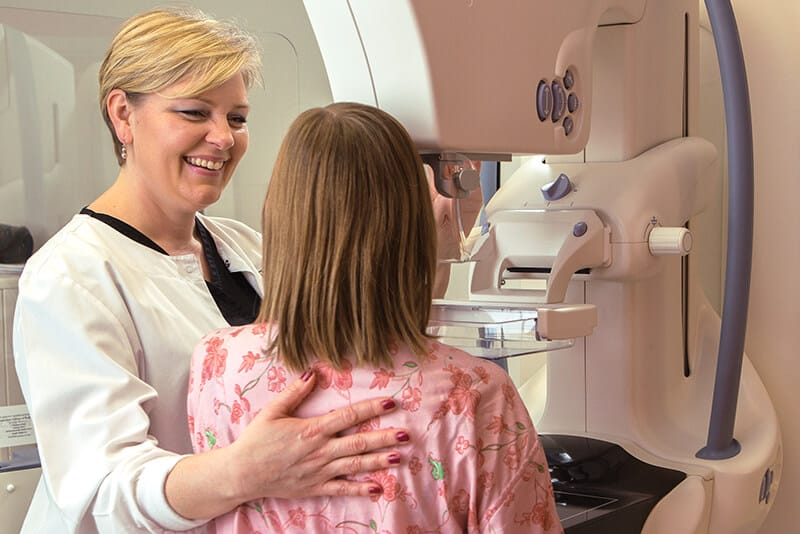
[226,371,410,501]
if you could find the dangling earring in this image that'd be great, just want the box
[120,144,127,160]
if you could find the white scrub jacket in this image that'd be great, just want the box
[13,212,263,533]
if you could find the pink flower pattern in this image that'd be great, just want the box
[186,324,563,534]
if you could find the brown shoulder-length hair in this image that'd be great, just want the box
[258,102,437,371]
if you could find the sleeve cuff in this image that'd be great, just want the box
[137,455,208,531]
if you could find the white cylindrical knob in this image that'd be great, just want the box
[6,483,15,493]
[648,227,692,255]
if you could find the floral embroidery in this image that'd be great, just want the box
[408,456,423,476]
[502,381,517,403]
[521,458,547,482]
[367,470,405,503]
[188,329,563,534]
[428,456,445,481]
[455,436,470,455]
[401,386,422,412]
[200,336,228,387]
[266,365,287,392]
[238,351,261,373]
[230,400,244,425]
[429,364,482,424]
[516,499,557,530]
[503,442,521,470]
[228,326,247,338]
[449,489,469,515]
[479,470,495,489]
[474,366,490,384]
[315,359,353,398]
[233,384,251,412]
[371,368,395,389]
[202,428,217,449]
[251,322,268,336]
[287,507,306,528]
[370,361,424,414]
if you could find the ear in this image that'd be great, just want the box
[106,88,133,144]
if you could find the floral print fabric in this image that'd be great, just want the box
[187,324,563,534]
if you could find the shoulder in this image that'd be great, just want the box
[427,341,533,443]
[20,214,130,284]
[427,340,513,389]
[193,323,271,354]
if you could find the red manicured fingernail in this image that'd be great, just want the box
[300,370,313,382]
[395,431,410,442]
[369,486,383,495]
[388,453,401,464]
[381,399,396,410]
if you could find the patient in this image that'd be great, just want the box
[187,102,562,533]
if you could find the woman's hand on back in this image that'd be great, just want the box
[227,370,409,501]
[165,371,409,521]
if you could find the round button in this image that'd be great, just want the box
[185,264,196,274]
[568,93,579,113]
[563,116,574,136]
[573,221,588,237]
[6,484,15,493]
[563,69,575,90]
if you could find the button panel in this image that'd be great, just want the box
[535,68,580,138]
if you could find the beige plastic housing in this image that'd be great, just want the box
[303,0,646,156]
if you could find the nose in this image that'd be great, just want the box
[207,118,235,151]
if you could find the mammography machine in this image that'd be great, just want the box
[0,0,785,532]
[304,0,781,532]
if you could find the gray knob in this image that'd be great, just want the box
[454,168,480,193]
[541,173,573,201]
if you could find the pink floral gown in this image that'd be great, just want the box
[187,323,563,534]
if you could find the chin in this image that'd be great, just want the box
[192,191,224,211]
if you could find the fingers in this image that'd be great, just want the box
[257,370,316,419]
[314,397,400,436]
[307,428,409,480]
[332,427,411,457]
[317,479,384,498]
[312,450,404,498]
[329,448,404,476]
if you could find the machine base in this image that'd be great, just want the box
[542,434,685,533]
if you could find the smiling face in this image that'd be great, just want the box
[122,73,250,216]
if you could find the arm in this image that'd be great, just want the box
[13,272,190,531]
[427,162,484,298]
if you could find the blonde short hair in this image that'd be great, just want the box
[258,103,437,371]
[98,7,263,164]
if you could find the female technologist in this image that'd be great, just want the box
[12,7,481,533]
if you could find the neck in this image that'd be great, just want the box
[89,175,200,255]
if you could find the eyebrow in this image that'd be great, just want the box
[174,96,250,110]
